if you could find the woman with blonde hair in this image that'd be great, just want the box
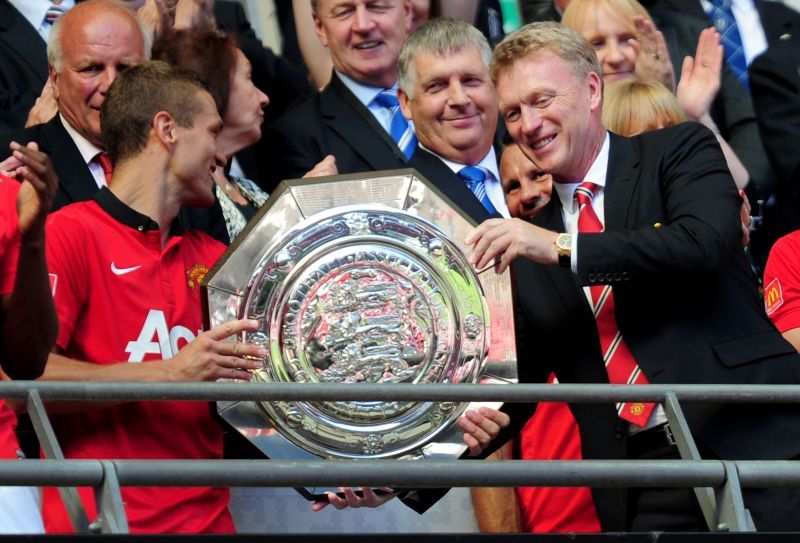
[602,78,686,135]
[562,0,748,188]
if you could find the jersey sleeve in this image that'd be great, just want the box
[45,210,89,351]
[0,177,21,296]
[764,232,800,333]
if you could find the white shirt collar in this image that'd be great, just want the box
[419,143,509,217]
[59,113,104,165]
[554,131,610,214]
[335,70,390,108]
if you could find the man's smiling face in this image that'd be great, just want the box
[313,0,412,89]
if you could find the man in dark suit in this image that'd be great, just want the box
[397,17,508,222]
[261,0,415,192]
[0,0,59,133]
[0,0,147,212]
[750,36,800,248]
[468,21,800,531]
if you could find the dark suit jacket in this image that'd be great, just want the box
[0,116,98,211]
[643,0,800,43]
[750,37,800,240]
[499,123,800,530]
[0,0,49,133]
[261,72,410,192]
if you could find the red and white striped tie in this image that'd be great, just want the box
[45,2,67,24]
[575,182,654,426]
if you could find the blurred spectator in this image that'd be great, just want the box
[262,0,416,191]
[0,0,149,211]
[0,0,74,132]
[750,36,800,248]
[499,143,552,220]
[153,29,335,242]
[562,0,750,190]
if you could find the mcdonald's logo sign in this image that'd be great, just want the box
[764,278,783,315]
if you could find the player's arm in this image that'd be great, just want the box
[470,442,523,532]
[40,319,266,413]
[0,143,58,380]
[42,318,265,382]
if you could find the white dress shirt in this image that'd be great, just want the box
[59,114,107,188]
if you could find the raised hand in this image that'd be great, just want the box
[11,142,58,239]
[676,28,723,121]
[633,15,676,92]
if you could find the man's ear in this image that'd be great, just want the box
[48,66,59,101]
[587,71,603,113]
[153,111,176,146]
[401,0,413,34]
[312,12,328,48]
[398,87,413,121]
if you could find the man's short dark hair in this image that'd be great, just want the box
[101,61,211,164]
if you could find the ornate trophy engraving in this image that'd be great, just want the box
[202,169,517,498]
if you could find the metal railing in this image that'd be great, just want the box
[6,381,800,534]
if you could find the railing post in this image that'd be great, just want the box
[92,461,129,534]
[716,461,754,532]
[663,391,719,531]
[26,389,91,533]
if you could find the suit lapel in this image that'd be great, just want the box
[321,74,408,169]
[603,134,641,232]
[41,117,100,204]
[0,2,48,82]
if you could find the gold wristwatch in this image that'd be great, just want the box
[555,233,573,268]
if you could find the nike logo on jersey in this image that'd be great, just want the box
[111,263,142,276]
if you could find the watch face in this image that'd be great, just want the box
[558,234,572,250]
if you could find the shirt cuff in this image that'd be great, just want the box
[571,233,579,273]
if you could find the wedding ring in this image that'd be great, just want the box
[650,51,660,60]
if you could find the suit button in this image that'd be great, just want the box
[614,273,622,281]
[588,273,596,283]
[622,271,631,281]
[605,273,614,282]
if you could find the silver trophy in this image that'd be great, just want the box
[202,169,517,499]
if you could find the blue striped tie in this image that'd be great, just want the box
[458,166,497,214]
[705,0,749,91]
[373,88,417,159]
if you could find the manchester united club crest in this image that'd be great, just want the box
[186,263,209,292]
[629,403,645,417]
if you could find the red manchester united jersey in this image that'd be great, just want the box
[43,188,232,533]
[764,231,800,334]
[0,176,23,461]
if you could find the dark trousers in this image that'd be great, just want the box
[627,435,800,532]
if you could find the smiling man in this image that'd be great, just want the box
[0,0,149,211]
[40,61,265,533]
[466,21,800,532]
[262,0,417,190]
[397,17,508,221]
